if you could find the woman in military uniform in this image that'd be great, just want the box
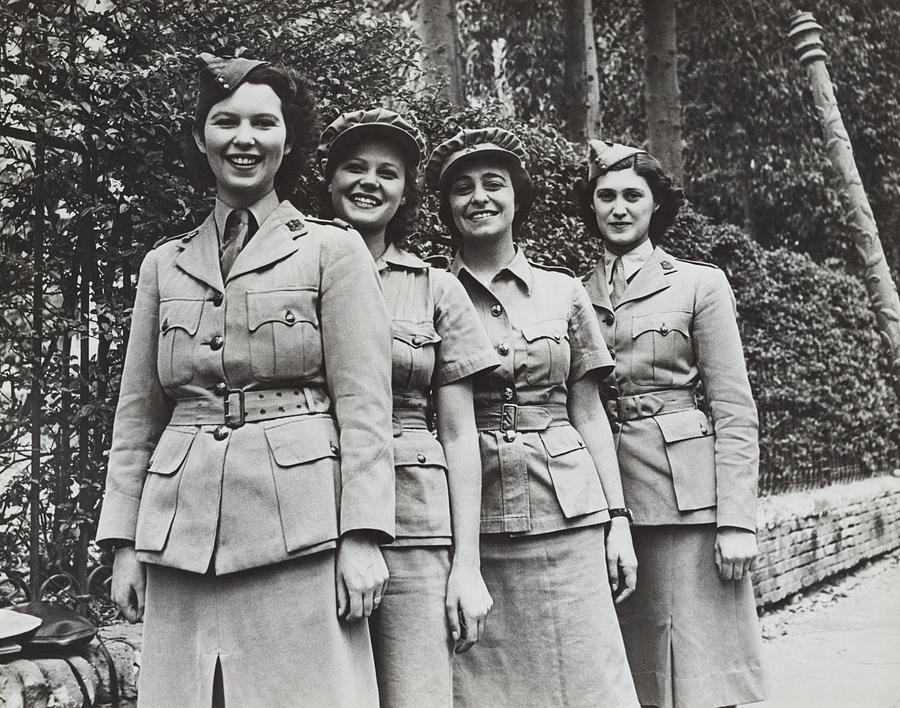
[579,140,767,708]
[426,128,638,708]
[316,108,496,707]
[96,55,395,707]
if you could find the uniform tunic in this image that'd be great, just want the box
[584,245,767,708]
[96,200,395,707]
[451,248,638,708]
[370,244,498,708]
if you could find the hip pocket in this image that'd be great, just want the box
[393,433,450,538]
[655,408,716,511]
[540,425,607,518]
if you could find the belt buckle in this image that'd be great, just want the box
[224,389,245,428]
[500,403,518,442]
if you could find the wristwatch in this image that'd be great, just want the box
[608,507,634,523]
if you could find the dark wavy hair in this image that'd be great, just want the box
[183,64,318,200]
[576,152,683,243]
[317,132,421,249]
[437,153,536,251]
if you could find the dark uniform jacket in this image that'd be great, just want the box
[584,246,759,530]
[96,201,395,574]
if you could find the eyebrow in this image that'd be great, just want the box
[208,110,281,121]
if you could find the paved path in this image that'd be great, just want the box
[751,550,900,708]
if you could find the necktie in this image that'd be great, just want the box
[609,256,627,308]
[220,209,249,279]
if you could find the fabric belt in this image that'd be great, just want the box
[392,405,431,435]
[604,389,696,422]
[475,403,570,442]
[169,386,332,427]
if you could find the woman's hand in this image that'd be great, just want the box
[335,531,389,621]
[111,546,146,623]
[605,518,638,603]
[715,527,757,581]
[445,561,493,654]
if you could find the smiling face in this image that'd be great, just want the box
[591,167,657,255]
[328,137,406,241]
[447,161,517,247]
[194,82,289,206]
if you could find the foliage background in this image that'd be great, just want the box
[1,0,897,589]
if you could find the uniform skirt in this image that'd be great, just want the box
[453,525,638,708]
[139,550,379,708]
[370,546,452,708]
[616,525,767,708]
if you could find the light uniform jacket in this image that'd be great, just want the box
[583,246,759,530]
[452,249,616,536]
[96,201,395,575]
[379,244,498,545]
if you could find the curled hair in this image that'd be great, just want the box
[317,133,421,249]
[183,64,318,200]
[576,152,683,243]
[437,154,536,251]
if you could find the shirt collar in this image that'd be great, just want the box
[603,239,655,284]
[378,242,428,272]
[214,190,280,239]
[451,246,534,294]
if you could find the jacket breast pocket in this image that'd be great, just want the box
[540,425,607,518]
[630,310,692,386]
[135,427,196,552]
[522,319,570,386]
[393,433,450,538]
[157,299,204,387]
[265,416,340,554]
[654,408,716,511]
[392,321,441,395]
[248,288,321,381]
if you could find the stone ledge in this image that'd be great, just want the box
[0,623,141,708]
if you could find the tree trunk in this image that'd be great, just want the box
[643,0,684,183]
[563,0,602,142]
[412,0,464,107]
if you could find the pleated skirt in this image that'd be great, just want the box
[453,525,638,708]
[139,551,379,708]
[616,525,767,708]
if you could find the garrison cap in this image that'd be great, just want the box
[587,140,647,182]
[196,52,269,94]
[425,127,529,192]
[317,108,426,175]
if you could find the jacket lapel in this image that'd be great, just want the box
[583,261,614,314]
[174,212,224,292]
[617,247,673,307]
[226,202,303,283]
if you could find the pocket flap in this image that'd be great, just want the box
[392,321,441,348]
[521,319,568,343]
[159,299,204,335]
[632,311,691,338]
[265,416,339,467]
[247,288,318,333]
[148,428,197,475]
[654,408,712,443]
[393,434,447,468]
[539,425,587,458]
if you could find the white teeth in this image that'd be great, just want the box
[229,156,259,166]
[470,211,496,220]
[351,196,379,208]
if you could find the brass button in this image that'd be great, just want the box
[161,318,169,331]
[330,443,339,454]
[605,315,614,326]
[214,382,228,396]
[553,332,561,341]
[609,421,621,434]
[412,335,421,346]
[503,387,515,402]
[700,424,709,435]
[498,342,509,356]
[209,335,224,351]
[213,426,229,441]
[491,304,503,317]
[659,324,669,336]
[285,310,295,323]
[212,292,223,307]
[417,453,426,463]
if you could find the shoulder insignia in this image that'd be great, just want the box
[677,257,719,269]
[424,253,451,270]
[529,261,575,278]
[305,216,352,230]
[153,229,197,249]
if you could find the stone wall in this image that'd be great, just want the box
[752,475,900,608]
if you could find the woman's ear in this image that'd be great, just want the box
[192,126,207,155]
[653,202,660,212]
[319,158,328,176]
